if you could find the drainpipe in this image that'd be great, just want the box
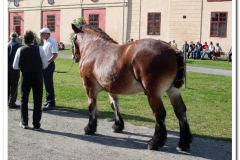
[200,0,203,43]
[122,0,125,44]
[138,0,141,40]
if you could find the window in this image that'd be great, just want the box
[47,15,55,32]
[207,0,231,2]
[210,12,227,37]
[48,0,54,4]
[147,13,161,35]
[14,0,19,7]
[89,14,99,27]
[14,16,21,26]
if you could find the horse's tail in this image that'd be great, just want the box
[173,50,185,88]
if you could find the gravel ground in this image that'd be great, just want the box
[8,104,232,160]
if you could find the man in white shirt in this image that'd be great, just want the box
[39,28,58,110]
[13,30,48,130]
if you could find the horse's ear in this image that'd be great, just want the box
[71,23,82,33]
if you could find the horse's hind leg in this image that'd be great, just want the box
[166,86,192,151]
[146,94,167,150]
[108,93,124,132]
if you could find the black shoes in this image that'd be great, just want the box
[42,104,56,111]
[9,103,20,109]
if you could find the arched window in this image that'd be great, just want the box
[48,0,54,4]
[14,0,19,7]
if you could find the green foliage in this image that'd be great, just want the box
[69,17,87,42]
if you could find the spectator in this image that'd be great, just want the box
[168,41,171,45]
[59,42,65,50]
[201,41,215,60]
[191,44,197,59]
[8,32,22,108]
[127,38,133,43]
[182,41,189,57]
[39,28,58,110]
[228,46,232,62]
[172,40,177,49]
[200,42,208,59]
[12,30,49,129]
[188,41,194,58]
[212,43,222,60]
[193,41,202,59]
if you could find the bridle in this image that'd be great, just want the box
[72,34,79,62]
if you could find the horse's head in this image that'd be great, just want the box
[71,23,83,63]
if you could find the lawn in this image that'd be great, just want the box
[24,58,231,141]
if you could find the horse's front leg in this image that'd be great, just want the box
[108,93,124,133]
[84,87,99,135]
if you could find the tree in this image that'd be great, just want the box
[70,17,87,42]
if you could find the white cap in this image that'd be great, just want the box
[39,28,50,34]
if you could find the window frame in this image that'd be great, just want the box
[47,15,55,32]
[89,14,99,27]
[14,0,19,7]
[210,12,228,37]
[13,16,21,26]
[147,12,161,36]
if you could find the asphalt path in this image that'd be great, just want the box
[8,106,232,160]
[7,54,232,160]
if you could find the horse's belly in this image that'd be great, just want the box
[103,79,143,95]
[118,80,143,95]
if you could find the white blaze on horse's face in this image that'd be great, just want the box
[72,34,81,62]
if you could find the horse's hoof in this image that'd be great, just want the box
[147,143,158,150]
[177,143,190,151]
[147,138,159,150]
[112,122,124,133]
[84,125,96,135]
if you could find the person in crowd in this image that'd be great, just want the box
[200,42,209,56]
[190,43,197,59]
[59,42,65,50]
[8,32,22,108]
[12,30,49,130]
[182,41,189,58]
[200,42,210,59]
[193,41,202,59]
[201,41,215,60]
[172,40,177,49]
[127,38,133,43]
[228,46,232,62]
[212,43,222,60]
[39,28,58,110]
[187,41,194,58]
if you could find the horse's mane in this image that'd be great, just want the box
[82,25,118,44]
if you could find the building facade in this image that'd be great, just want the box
[8,0,232,52]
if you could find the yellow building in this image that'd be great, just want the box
[8,0,232,52]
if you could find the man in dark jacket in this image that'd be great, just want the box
[182,41,189,58]
[13,30,49,130]
[8,32,21,108]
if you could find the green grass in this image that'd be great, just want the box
[58,47,72,55]
[186,58,232,70]
[22,58,232,141]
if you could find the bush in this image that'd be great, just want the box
[69,17,87,43]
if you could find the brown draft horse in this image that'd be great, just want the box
[71,24,192,151]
